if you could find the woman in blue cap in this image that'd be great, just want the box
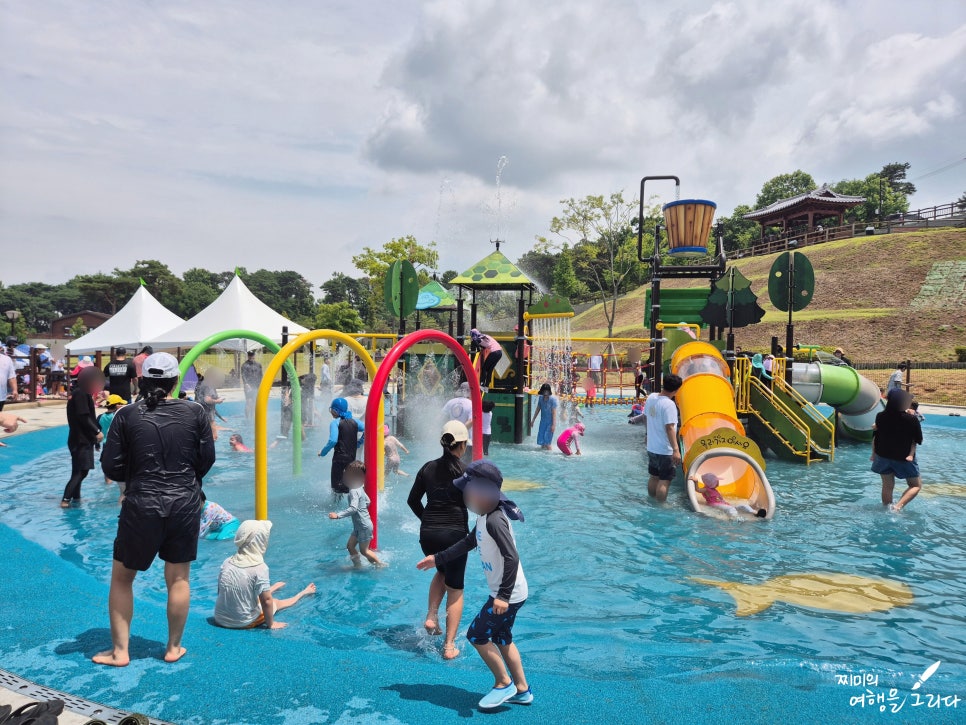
[318,397,364,496]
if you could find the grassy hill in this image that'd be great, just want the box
[570,228,966,362]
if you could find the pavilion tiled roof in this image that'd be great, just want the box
[743,184,866,221]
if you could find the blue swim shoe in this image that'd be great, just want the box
[478,683,516,710]
[507,687,534,705]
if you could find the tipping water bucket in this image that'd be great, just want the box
[663,199,717,257]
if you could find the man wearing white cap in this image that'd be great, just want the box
[94,352,215,668]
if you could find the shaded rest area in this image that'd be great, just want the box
[449,245,536,443]
[743,184,866,238]
[671,341,775,518]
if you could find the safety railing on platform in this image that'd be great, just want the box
[747,376,825,463]
[772,373,836,460]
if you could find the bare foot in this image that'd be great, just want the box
[301,583,317,597]
[163,646,187,663]
[442,643,460,660]
[60,500,70,509]
[424,613,442,636]
[92,649,130,667]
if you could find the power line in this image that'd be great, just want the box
[911,155,966,181]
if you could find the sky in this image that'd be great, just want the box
[2,0,965,290]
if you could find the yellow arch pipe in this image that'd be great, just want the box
[254,330,380,521]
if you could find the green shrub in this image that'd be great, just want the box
[956,347,966,363]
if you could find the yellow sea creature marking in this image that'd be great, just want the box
[501,478,544,491]
[691,573,914,616]
[920,483,966,498]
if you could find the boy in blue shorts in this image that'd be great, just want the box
[417,460,532,710]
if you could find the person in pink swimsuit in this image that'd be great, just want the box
[689,473,766,518]
[556,423,585,456]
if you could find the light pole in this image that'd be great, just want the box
[4,310,21,339]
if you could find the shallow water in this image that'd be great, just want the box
[1,404,965,714]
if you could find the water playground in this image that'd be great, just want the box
[1,181,964,723]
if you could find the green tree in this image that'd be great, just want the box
[832,174,910,222]
[69,317,88,338]
[516,250,558,292]
[957,190,966,211]
[352,235,439,329]
[440,270,459,286]
[314,302,364,333]
[71,273,134,314]
[116,260,183,309]
[721,204,761,251]
[879,162,916,197]
[321,272,371,323]
[551,248,586,299]
[241,269,316,325]
[538,192,650,337]
[754,171,817,209]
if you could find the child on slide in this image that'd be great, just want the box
[690,473,766,518]
[556,423,585,456]
[214,520,316,629]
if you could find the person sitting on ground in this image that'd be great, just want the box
[556,422,585,456]
[328,461,385,567]
[200,500,240,541]
[627,403,645,425]
[689,473,766,518]
[214,519,316,629]
[383,425,410,476]
[229,433,252,453]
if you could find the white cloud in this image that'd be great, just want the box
[1,0,964,290]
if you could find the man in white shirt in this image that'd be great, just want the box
[0,350,17,411]
[588,352,604,385]
[644,374,683,502]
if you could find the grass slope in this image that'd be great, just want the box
[571,228,966,361]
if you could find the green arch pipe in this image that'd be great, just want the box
[173,330,303,474]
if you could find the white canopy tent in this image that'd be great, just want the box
[150,275,309,352]
[66,285,184,354]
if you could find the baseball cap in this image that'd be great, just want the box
[141,352,180,379]
[440,420,469,446]
[453,460,524,521]
[247,350,256,356]
[115,347,127,355]
[105,394,126,406]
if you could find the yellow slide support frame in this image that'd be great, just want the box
[254,330,380,520]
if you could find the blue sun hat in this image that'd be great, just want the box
[453,460,524,521]
[330,397,352,418]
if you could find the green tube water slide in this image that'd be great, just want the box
[790,362,884,441]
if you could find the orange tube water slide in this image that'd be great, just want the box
[670,341,776,520]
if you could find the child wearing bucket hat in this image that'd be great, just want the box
[416,460,532,710]
[98,394,126,489]
[318,397,364,496]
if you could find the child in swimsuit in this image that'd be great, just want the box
[229,433,253,452]
[383,424,410,476]
[584,375,597,408]
[200,500,241,540]
[556,423,585,456]
[328,461,385,567]
[690,473,766,518]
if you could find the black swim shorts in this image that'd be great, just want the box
[420,528,468,590]
[113,501,201,571]
[466,596,525,646]
[647,451,676,480]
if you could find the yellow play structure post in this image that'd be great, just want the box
[254,330,379,521]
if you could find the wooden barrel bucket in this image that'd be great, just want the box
[663,199,717,257]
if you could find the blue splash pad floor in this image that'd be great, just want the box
[2,413,965,723]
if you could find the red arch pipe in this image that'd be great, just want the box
[364,330,483,548]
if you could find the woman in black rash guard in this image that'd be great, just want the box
[93,352,215,668]
[407,420,470,659]
[872,388,924,512]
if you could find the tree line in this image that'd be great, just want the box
[1,161,925,341]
